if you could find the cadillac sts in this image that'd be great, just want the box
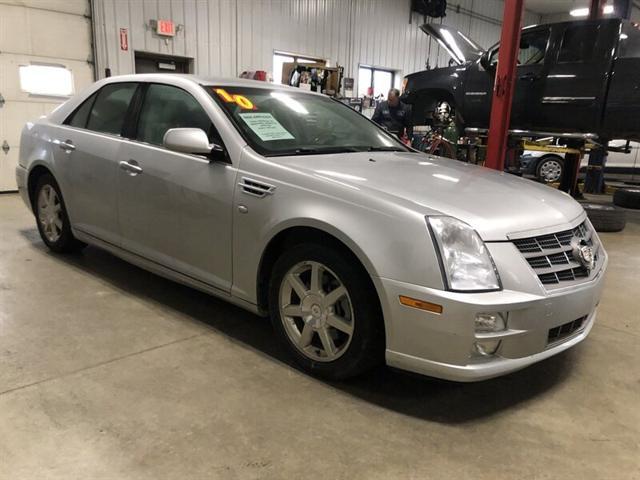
[16,74,607,381]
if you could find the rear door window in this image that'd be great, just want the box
[558,25,599,63]
[135,83,218,146]
[65,92,98,128]
[86,82,138,135]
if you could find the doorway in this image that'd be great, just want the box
[134,52,193,74]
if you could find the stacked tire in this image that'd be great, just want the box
[580,203,626,232]
[613,188,640,210]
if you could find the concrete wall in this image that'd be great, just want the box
[92,0,541,93]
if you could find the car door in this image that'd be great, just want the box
[50,82,138,245]
[463,27,551,129]
[538,21,617,132]
[117,82,236,291]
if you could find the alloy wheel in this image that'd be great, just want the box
[539,159,563,183]
[37,184,63,242]
[279,261,354,362]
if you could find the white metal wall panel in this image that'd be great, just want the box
[93,0,540,93]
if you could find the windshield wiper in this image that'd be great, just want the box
[362,146,406,152]
[271,147,361,156]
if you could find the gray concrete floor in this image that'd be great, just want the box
[0,192,638,480]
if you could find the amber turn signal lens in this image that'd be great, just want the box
[398,295,443,314]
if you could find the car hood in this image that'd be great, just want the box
[275,151,584,241]
[420,24,485,65]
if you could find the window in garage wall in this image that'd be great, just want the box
[18,64,74,97]
[358,66,395,99]
[273,51,327,85]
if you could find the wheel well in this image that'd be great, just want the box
[256,226,377,314]
[536,154,564,170]
[27,165,53,208]
[413,90,458,126]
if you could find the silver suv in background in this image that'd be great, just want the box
[16,74,607,381]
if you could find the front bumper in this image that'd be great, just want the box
[375,256,607,382]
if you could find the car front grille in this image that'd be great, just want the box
[548,316,587,344]
[512,222,597,287]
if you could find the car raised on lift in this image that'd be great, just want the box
[16,74,607,381]
[403,18,640,141]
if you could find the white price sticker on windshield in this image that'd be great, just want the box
[239,113,295,141]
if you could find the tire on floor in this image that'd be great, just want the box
[613,187,640,210]
[580,202,626,232]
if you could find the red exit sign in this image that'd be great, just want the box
[155,19,175,37]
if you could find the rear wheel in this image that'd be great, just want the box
[268,243,384,380]
[33,174,86,253]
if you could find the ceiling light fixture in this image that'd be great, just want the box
[570,4,614,16]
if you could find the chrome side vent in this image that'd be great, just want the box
[238,177,276,198]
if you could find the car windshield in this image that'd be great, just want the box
[206,86,408,156]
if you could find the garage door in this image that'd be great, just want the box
[0,1,94,191]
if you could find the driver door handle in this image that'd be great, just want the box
[119,160,143,176]
[519,72,541,82]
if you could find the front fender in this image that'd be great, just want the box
[231,149,445,306]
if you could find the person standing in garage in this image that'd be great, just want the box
[371,88,413,144]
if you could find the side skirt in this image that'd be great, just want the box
[72,228,263,316]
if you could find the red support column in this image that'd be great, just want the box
[589,0,605,19]
[484,0,525,171]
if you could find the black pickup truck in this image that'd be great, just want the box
[402,18,640,141]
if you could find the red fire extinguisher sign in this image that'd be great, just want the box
[120,28,128,51]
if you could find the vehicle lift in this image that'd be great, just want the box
[480,0,613,199]
[464,128,598,198]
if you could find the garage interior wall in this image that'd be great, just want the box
[0,0,94,191]
[92,0,541,93]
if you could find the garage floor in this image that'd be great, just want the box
[0,192,638,479]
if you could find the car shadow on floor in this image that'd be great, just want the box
[22,229,575,424]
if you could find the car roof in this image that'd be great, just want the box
[98,73,313,93]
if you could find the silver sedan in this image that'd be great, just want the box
[16,74,607,381]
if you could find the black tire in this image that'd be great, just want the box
[580,202,626,232]
[535,155,564,184]
[613,187,640,209]
[33,173,86,253]
[268,243,385,380]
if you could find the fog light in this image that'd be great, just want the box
[473,339,501,356]
[475,312,507,333]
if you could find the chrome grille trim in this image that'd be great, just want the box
[512,221,597,287]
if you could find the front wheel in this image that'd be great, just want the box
[268,243,384,380]
[536,156,564,183]
[33,173,86,253]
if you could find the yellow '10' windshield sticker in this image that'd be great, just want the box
[215,88,255,110]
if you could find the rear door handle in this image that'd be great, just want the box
[119,160,143,176]
[57,139,76,152]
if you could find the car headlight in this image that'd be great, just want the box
[427,216,501,292]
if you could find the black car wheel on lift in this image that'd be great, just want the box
[613,188,640,209]
[536,155,564,183]
[580,203,626,232]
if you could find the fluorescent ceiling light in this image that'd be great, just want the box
[570,4,613,16]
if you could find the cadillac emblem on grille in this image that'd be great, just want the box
[572,239,596,272]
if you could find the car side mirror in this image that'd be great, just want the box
[163,128,225,160]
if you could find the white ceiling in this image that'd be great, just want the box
[525,0,589,15]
